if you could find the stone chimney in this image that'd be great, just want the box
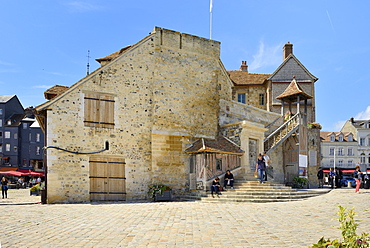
[283,42,293,60]
[350,117,355,123]
[240,61,248,72]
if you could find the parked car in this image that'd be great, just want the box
[341,176,356,187]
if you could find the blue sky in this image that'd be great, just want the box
[1,1,370,131]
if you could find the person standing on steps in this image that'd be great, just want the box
[263,151,270,181]
[223,170,234,189]
[256,154,266,184]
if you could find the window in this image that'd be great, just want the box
[36,133,40,142]
[360,138,365,146]
[23,123,28,129]
[338,160,343,166]
[329,148,334,155]
[237,93,246,104]
[14,133,17,139]
[330,135,335,142]
[348,148,353,156]
[29,133,31,141]
[4,131,10,139]
[338,148,343,156]
[36,146,40,155]
[0,108,2,115]
[7,120,11,125]
[14,146,17,152]
[348,135,353,142]
[259,94,265,105]
[368,138,370,146]
[0,131,2,138]
[0,144,2,152]
[0,119,2,127]
[348,160,353,166]
[361,153,365,163]
[338,135,343,142]
[5,144,10,151]
[330,160,334,167]
[84,92,115,128]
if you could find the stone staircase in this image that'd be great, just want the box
[180,173,330,203]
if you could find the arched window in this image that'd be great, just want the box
[360,153,366,164]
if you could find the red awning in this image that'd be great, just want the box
[323,169,370,174]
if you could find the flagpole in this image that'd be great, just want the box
[210,0,213,40]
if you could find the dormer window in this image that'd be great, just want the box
[330,134,335,142]
[338,135,343,142]
[7,120,11,125]
[348,134,353,142]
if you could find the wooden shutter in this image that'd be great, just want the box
[84,93,115,128]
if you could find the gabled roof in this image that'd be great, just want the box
[0,95,16,103]
[185,136,244,155]
[228,71,271,86]
[320,131,356,142]
[276,77,312,102]
[268,54,318,82]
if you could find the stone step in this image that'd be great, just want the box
[180,173,330,203]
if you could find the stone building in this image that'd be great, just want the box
[36,27,320,203]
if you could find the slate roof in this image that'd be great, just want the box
[320,131,355,142]
[276,77,312,102]
[185,136,244,154]
[228,71,271,86]
[0,95,15,103]
[268,54,318,82]
[348,120,370,129]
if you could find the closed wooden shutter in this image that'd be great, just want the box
[84,93,115,128]
[89,156,126,201]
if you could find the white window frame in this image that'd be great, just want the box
[4,131,10,139]
[5,144,10,151]
[348,147,353,156]
[338,148,343,156]
[330,135,335,142]
[329,148,334,155]
[36,133,40,142]
[360,138,365,146]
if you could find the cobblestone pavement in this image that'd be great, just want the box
[0,188,369,248]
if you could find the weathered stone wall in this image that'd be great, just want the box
[42,27,233,203]
[219,99,281,127]
[233,85,267,110]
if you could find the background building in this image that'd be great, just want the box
[0,95,44,173]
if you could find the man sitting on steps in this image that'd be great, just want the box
[223,170,234,189]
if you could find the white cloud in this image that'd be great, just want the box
[0,60,15,66]
[65,1,103,12]
[333,120,346,131]
[249,41,282,71]
[355,106,370,120]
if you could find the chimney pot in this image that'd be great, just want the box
[240,61,248,72]
[283,42,293,60]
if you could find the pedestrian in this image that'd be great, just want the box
[329,168,336,189]
[317,168,324,188]
[256,154,266,184]
[211,177,221,198]
[336,169,342,188]
[354,166,363,193]
[263,151,270,181]
[1,176,9,199]
[223,170,234,189]
[37,176,42,184]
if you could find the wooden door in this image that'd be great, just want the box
[89,156,126,201]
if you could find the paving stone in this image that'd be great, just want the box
[0,188,369,247]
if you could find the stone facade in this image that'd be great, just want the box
[36,27,235,203]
